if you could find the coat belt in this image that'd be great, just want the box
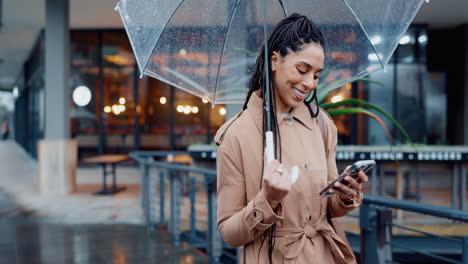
[275,221,355,264]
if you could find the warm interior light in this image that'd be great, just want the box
[331,95,344,103]
[202,98,209,104]
[177,105,184,113]
[344,84,352,90]
[104,54,132,66]
[191,106,199,114]
[119,97,126,104]
[219,107,227,116]
[112,104,121,115]
[118,104,126,112]
[184,105,192,115]
[160,97,167,104]
[72,86,92,107]
[104,106,111,113]
[179,49,187,56]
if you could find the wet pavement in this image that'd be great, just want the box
[0,217,208,264]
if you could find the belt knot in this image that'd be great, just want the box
[303,225,318,238]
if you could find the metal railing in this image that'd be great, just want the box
[131,151,225,264]
[131,151,468,264]
[361,195,468,264]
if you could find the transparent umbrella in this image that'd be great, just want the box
[115,0,426,105]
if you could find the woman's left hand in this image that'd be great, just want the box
[330,169,368,202]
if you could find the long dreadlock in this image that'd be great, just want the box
[242,13,325,263]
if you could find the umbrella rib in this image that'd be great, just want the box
[341,0,385,70]
[141,0,186,74]
[212,0,242,104]
[277,0,288,17]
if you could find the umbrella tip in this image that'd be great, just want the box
[139,74,143,79]
[114,1,121,11]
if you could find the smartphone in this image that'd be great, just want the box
[319,160,376,198]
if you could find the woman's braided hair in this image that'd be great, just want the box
[242,13,325,264]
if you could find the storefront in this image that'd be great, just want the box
[13,25,449,159]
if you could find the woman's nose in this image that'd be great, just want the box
[302,76,317,91]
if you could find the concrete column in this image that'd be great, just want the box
[463,26,468,145]
[39,0,76,195]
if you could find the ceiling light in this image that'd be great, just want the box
[72,86,92,107]
[202,98,209,104]
[104,106,111,113]
[160,97,167,104]
[399,35,411,45]
[418,35,428,44]
[119,97,126,104]
[177,105,184,113]
[370,36,382,45]
[192,106,199,114]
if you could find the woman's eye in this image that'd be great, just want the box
[314,75,320,80]
[297,68,306,75]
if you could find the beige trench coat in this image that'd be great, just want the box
[215,93,361,264]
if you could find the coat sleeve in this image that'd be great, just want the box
[216,143,284,247]
[324,117,363,218]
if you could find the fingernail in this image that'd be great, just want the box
[335,182,340,187]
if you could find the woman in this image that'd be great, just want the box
[215,14,368,264]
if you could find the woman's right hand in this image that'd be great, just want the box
[261,155,292,209]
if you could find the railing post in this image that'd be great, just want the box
[159,170,165,225]
[140,161,150,229]
[360,203,378,264]
[169,169,182,245]
[206,176,222,264]
[189,176,197,242]
[376,208,393,263]
[147,167,157,230]
[463,236,468,264]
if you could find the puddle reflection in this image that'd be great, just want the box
[0,218,207,264]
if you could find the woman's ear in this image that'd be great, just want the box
[271,51,279,72]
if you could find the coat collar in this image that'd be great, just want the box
[246,92,316,132]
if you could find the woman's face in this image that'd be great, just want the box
[271,42,325,113]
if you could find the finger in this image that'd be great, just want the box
[330,188,353,200]
[333,182,357,197]
[282,168,291,187]
[343,176,361,191]
[357,171,369,183]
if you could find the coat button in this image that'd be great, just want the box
[306,214,312,222]
[253,210,262,220]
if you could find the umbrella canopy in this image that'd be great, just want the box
[116,0,425,105]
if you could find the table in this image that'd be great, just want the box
[82,154,130,195]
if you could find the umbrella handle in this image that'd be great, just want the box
[266,131,299,184]
[265,131,275,164]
